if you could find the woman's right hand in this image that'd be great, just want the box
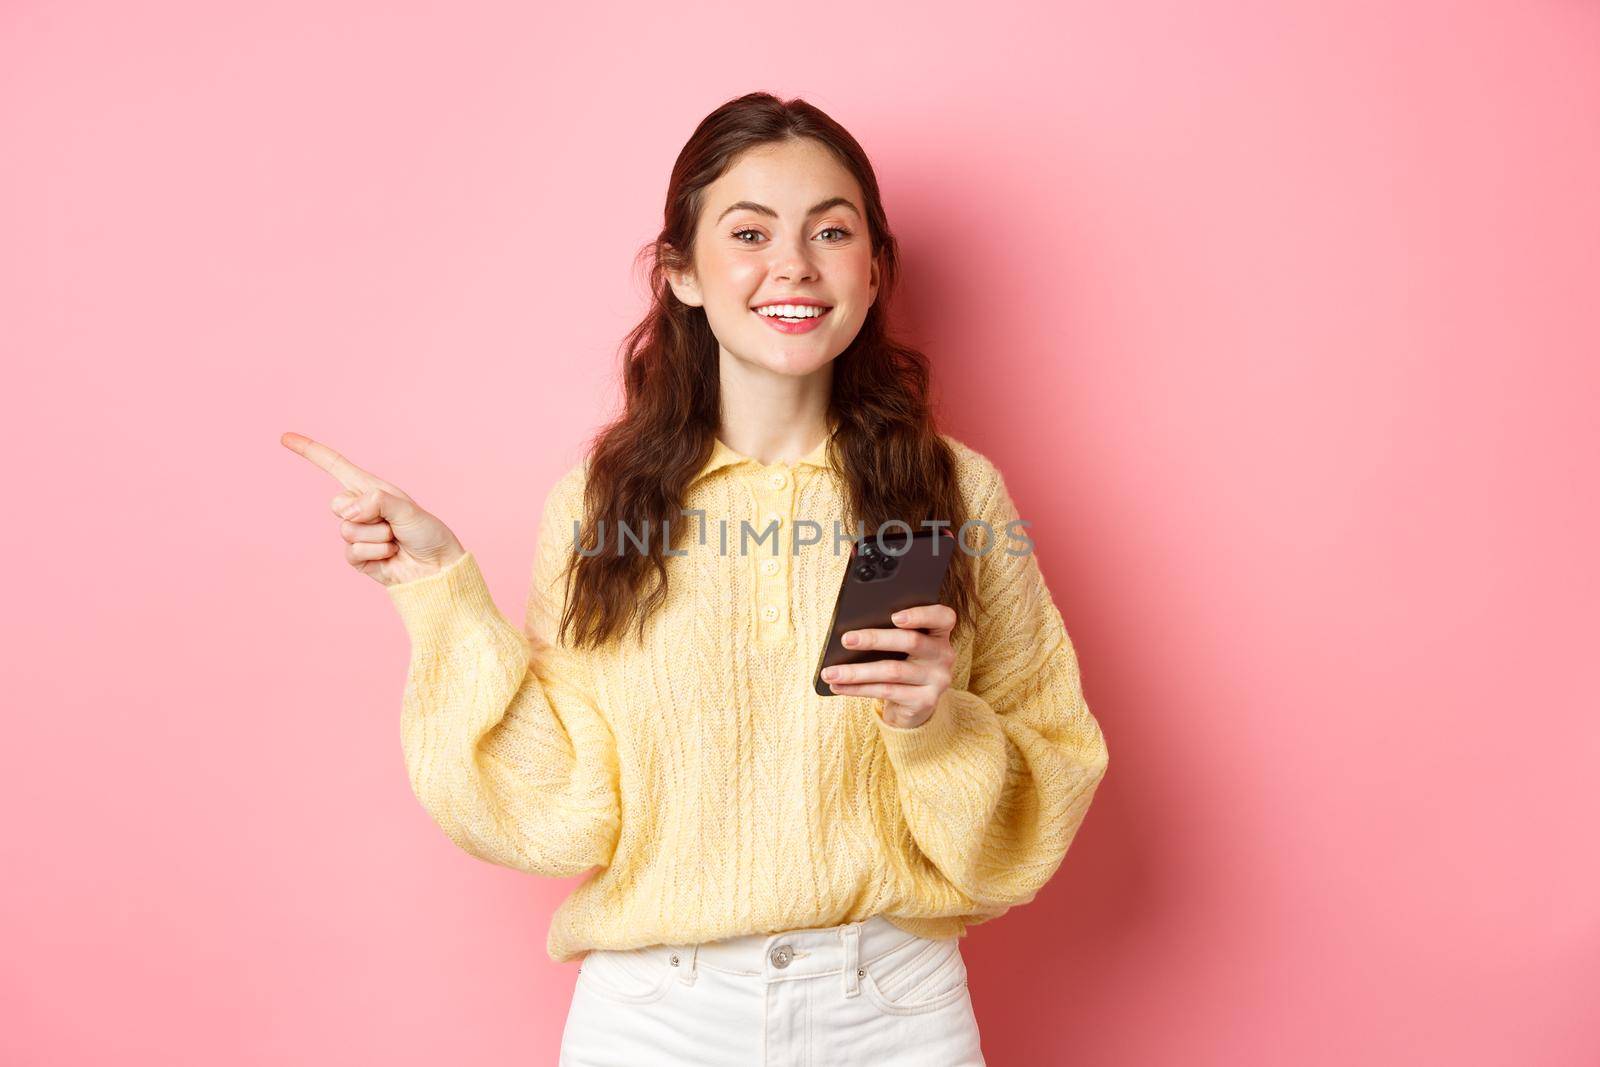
[280,431,466,587]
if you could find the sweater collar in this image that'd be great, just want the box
[691,429,837,485]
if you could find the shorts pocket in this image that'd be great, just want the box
[575,946,674,1005]
[859,935,970,1016]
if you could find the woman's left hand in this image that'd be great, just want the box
[822,603,957,727]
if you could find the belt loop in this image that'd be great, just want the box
[842,922,861,998]
[677,943,699,986]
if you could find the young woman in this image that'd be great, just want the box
[284,92,1109,1066]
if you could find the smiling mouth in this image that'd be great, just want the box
[751,305,833,321]
[751,305,832,334]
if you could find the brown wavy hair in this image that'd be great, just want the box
[559,91,979,649]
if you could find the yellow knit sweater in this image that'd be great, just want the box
[387,432,1109,963]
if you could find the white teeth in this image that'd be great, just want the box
[755,304,827,318]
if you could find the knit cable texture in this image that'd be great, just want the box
[387,435,1109,962]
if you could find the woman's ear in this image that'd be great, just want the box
[663,246,704,307]
[667,269,704,307]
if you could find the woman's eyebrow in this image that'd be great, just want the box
[715,197,862,224]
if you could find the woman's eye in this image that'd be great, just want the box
[818,226,852,241]
[731,227,762,243]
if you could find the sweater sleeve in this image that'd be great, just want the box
[873,464,1110,911]
[386,470,621,878]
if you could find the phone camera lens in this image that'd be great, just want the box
[879,555,899,573]
[853,563,876,582]
[858,541,878,559]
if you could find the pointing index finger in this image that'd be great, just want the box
[280,431,378,492]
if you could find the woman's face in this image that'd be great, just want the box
[669,137,880,378]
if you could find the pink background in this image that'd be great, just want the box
[3,1,1597,1063]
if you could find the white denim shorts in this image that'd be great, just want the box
[558,914,986,1066]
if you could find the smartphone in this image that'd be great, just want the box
[814,527,957,697]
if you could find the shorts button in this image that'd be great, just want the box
[770,944,794,968]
